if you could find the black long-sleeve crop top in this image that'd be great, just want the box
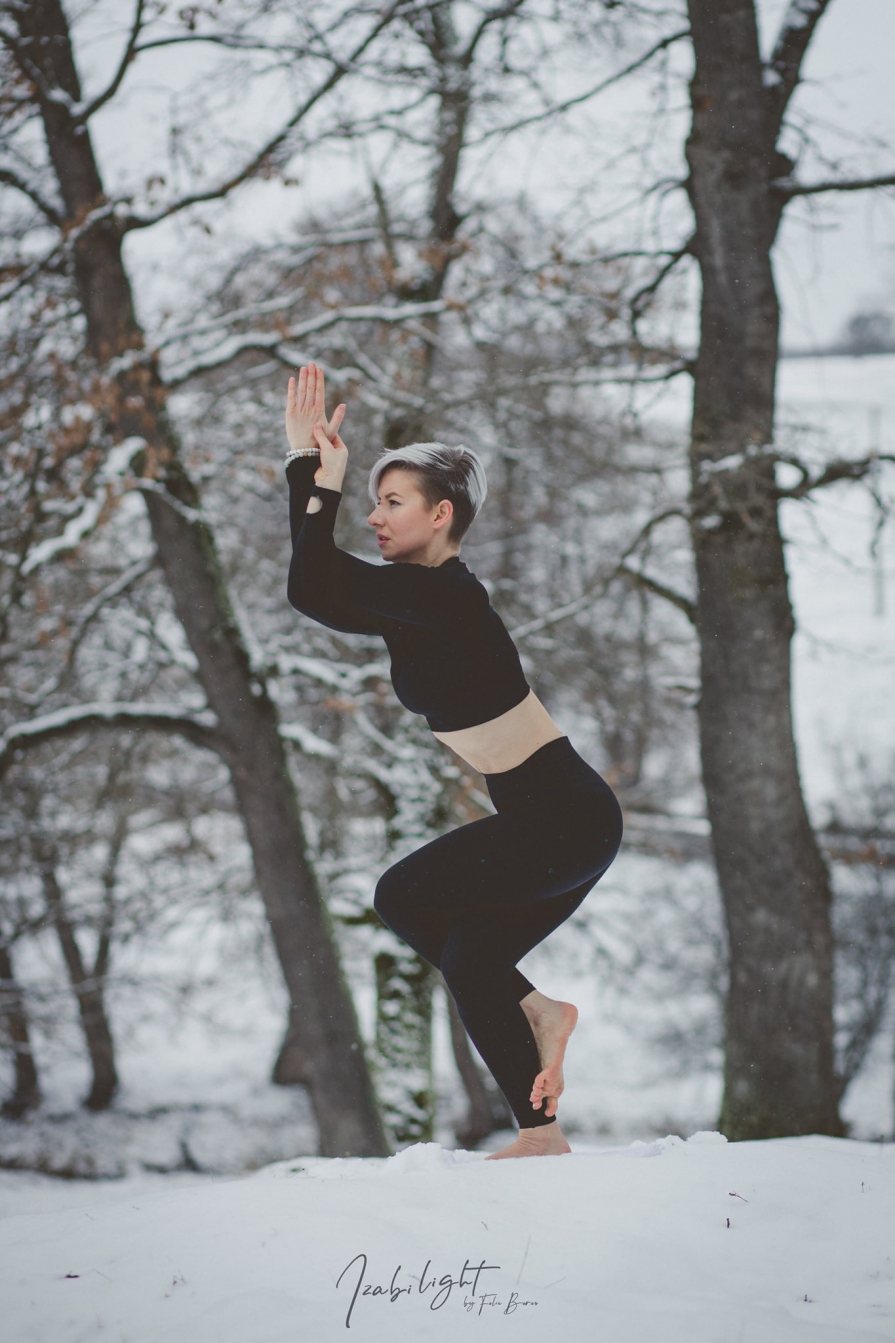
[285,455,531,732]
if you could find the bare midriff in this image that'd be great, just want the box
[432,688,564,775]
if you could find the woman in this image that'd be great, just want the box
[285,363,623,1160]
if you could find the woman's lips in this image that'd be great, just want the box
[377,535,389,546]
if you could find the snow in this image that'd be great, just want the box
[2,1133,894,1341]
[780,0,824,33]
[22,436,148,575]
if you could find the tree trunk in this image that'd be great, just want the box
[15,0,389,1156]
[0,936,42,1118]
[32,840,118,1110]
[684,0,842,1138]
[374,948,436,1143]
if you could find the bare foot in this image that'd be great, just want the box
[484,1122,571,1160]
[520,990,578,1119]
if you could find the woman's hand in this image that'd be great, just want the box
[285,363,347,465]
[311,420,349,494]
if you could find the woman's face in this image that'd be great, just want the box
[367,467,453,564]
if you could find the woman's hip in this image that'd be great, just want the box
[484,737,622,821]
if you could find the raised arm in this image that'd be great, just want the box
[285,364,383,633]
[285,365,464,633]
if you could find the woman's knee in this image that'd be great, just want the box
[373,862,411,927]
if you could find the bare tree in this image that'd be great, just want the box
[30,831,118,1111]
[682,0,895,1138]
[0,0,410,1156]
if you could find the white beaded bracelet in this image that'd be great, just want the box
[284,447,321,468]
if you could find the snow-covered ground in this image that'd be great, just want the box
[3,1133,895,1342]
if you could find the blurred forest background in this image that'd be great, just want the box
[1,0,894,1174]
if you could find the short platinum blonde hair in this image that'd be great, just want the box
[367,442,488,544]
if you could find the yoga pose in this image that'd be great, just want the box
[285,364,623,1159]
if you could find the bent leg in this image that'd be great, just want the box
[373,796,621,1131]
[373,792,619,959]
[440,878,598,1128]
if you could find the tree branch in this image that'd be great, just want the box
[19,437,147,576]
[0,167,62,224]
[30,557,155,703]
[777,453,895,499]
[616,563,697,625]
[132,34,291,55]
[461,0,527,65]
[72,0,145,126]
[630,235,695,324]
[160,299,448,386]
[764,0,833,136]
[774,172,895,198]
[471,26,690,145]
[121,0,409,232]
[0,702,222,778]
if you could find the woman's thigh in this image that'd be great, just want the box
[376,792,620,917]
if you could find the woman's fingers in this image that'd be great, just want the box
[305,364,320,418]
[312,425,349,459]
[287,366,343,455]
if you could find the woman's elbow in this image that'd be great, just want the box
[287,573,318,616]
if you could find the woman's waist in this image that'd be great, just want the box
[481,734,621,817]
[431,690,563,775]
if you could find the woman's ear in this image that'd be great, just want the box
[433,499,453,530]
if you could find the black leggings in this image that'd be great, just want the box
[373,736,623,1130]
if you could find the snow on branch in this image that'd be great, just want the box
[278,723,339,759]
[776,452,895,499]
[0,701,222,778]
[131,479,204,525]
[21,438,147,576]
[161,300,448,387]
[272,651,389,691]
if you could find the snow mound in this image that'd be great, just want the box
[3,1135,894,1342]
[257,1140,486,1181]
